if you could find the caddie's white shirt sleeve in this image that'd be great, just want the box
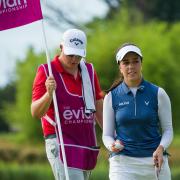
[102,92,115,151]
[158,88,173,150]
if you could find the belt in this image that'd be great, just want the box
[44,134,56,140]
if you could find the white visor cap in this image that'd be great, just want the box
[62,29,87,57]
[116,45,142,63]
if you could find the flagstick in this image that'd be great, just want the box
[41,20,70,180]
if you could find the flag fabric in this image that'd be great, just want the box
[0,0,43,31]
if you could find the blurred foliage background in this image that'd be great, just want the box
[0,0,180,179]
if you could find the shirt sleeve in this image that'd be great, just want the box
[158,87,173,150]
[32,65,47,102]
[102,92,116,151]
[94,70,103,100]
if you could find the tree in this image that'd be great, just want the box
[103,0,121,17]
[0,83,16,132]
[125,0,180,24]
[4,48,45,141]
[43,0,121,30]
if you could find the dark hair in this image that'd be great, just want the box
[106,43,141,93]
[106,72,124,93]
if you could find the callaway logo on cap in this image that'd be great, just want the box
[70,38,83,46]
[62,28,87,57]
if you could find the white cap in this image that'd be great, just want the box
[62,29,87,57]
[116,45,142,63]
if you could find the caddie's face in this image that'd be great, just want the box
[119,52,142,87]
[64,54,81,67]
[61,45,82,69]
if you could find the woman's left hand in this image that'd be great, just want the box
[111,140,124,153]
[153,145,164,171]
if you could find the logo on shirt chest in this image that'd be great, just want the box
[145,101,149,106]
[119,101,129,106]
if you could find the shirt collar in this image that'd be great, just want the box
[121,78,146,94]
[52,55,65,73]
[51,55,81,79]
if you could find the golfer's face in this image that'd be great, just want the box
[119,52,142,85]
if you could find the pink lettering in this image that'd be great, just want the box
[72,109,80,119]
[63,110,73,120]
[0,0,27,9]
[63,108,94,121]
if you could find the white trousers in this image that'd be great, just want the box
[109,155,171,180]
[45,138,91,180]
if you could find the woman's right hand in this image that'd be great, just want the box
[153,145,164,171]
[45,76,57,97]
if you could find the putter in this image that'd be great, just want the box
[155,166,160,180]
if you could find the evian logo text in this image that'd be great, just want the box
[0,0,27,9]
[0,0,28,15]
[63,107,94,120]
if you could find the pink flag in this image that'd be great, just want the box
[0,0,43,31]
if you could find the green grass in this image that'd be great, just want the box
[0,162,179,180]
[0,161,109,180]
[171,166,180,180]
[0,134,179,179]
[0,132,43,145]
[171,135,180,147]
[90,158,109,180]
[0,162,54,180]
